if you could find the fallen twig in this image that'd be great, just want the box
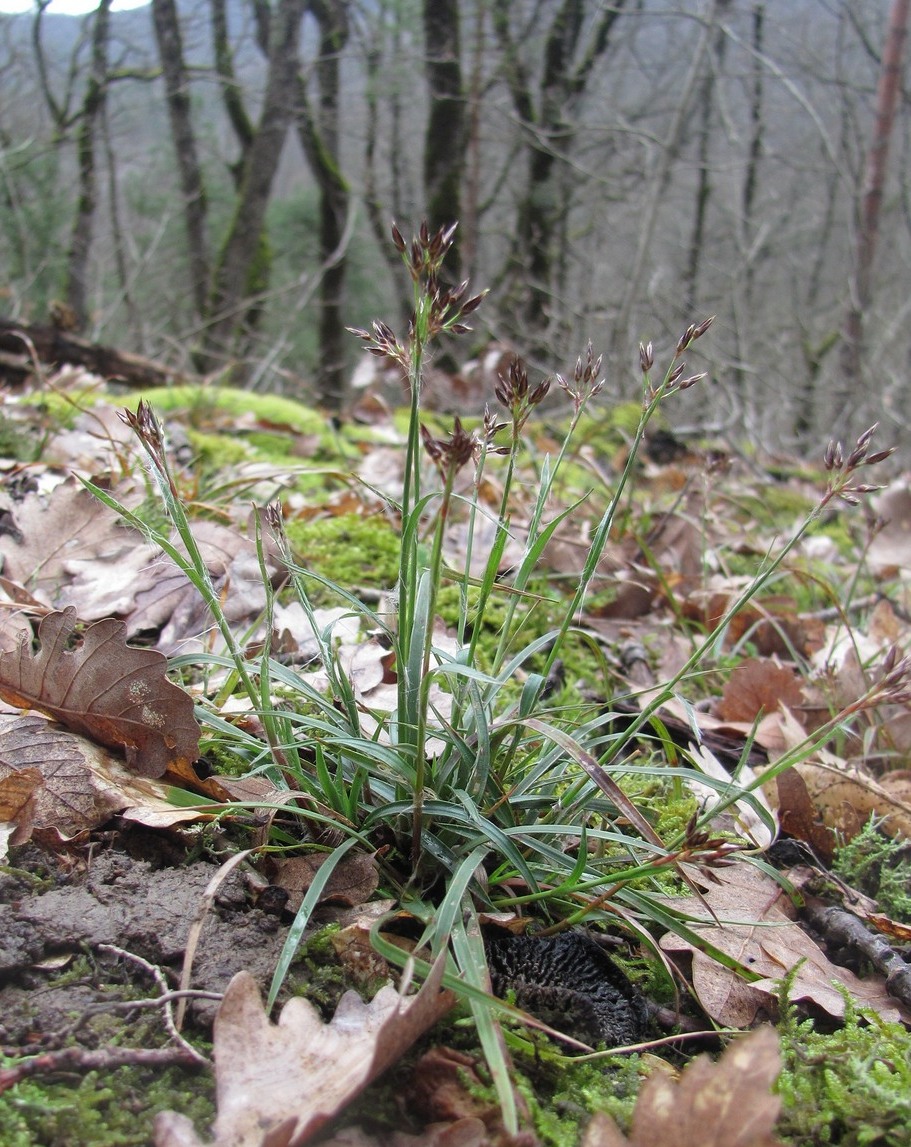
[0,1045,203,1096]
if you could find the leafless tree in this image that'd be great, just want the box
[838,0,909,433]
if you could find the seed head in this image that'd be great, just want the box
[421,417,475,478]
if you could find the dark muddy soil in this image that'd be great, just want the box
[0,844,288,1048]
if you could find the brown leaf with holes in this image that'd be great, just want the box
[0,608,199,778]
[264,851,380,911]
[0,712,209,860]
[154,954,455,1147]
[581,1027,785,1147]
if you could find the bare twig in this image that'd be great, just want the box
[0,1046,203,1097]
[97,943,212,1067]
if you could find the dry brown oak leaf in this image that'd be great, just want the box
[0,608,199,778]
[659,861,911,1026]
[582,1026,785,1147]
[154,955,454,1147]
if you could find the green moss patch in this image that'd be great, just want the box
[283,512,401,602]
[0,1061,214,1147]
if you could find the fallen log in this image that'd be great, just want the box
[0,318,184,389]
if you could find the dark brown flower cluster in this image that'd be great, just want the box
[392,220,486,341]
[824,422,895,505]
[556,341,604,413]
[420,416,475,479]
[679,813,744,867]
[495,355,551,430]
[347,318,407,370]
[642,317,714,402]
[675,315,715,357]
[119,400,177,495]
[876,645,911,705]
[349,221,486,361]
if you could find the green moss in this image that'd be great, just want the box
[286,923,389,1019]
[129,386,327,438]
[283,512,400,603]
[833,819,911,923]
[737,485,816,526]
[0,1061,214,1147]
[0,410,41,460]
[776,996,911,1146]
[516,1049,643,1146]
[185,427,253,470]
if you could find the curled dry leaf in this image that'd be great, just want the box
[582,1027,785,1147]
[154,954,454,1147]
[0,713,208,860]
[0,608,199,778]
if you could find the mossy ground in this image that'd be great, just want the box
[776,997,911,1146]
[0,957,214,1147]
[0,1062,214,1147]
[3,390,905,1144]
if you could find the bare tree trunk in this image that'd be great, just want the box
[741,1,765,309]
[203,0,306,369]
[152,0,210,320]
[212,0,255,169]
[493,0,627,344]
[838,0,909,428]
[683,2,730,318]
[612,0,721,354]
[462,0,486,278]
[423,0,465,284]
[293,0,351,410]
[64,0,112,331]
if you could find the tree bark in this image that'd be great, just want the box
[292,0,351,410]
[612,0,721,354]
[492,0,627,343]
[203,0,307,370]
[838,0,909,423]
[422,0,465,284]
[683,3,731,318]
[152,0,210,320]
[64,0,112,332]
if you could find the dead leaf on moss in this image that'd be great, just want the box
[581,1027,785,1147]
[154,954,454,1147]
[658,862,911,1026]
[0,608,199,777]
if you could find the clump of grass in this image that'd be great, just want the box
[91,220,909,1134]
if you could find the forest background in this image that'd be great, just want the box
[0,0,909,450]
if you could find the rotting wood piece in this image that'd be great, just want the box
[0,318,183,388]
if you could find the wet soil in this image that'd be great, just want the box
[0,844,288,1048]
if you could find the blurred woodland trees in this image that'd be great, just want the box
[0,0,908,446]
